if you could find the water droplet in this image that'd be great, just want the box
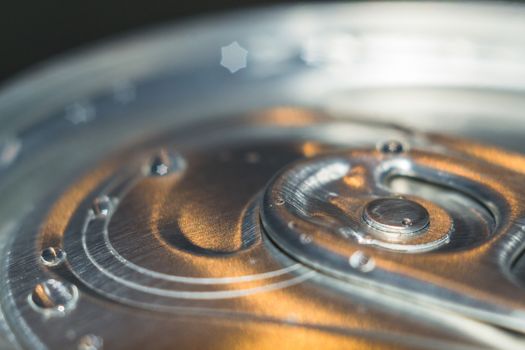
[0,137,21,167]
[40,247,66,267]
[299,234,313,245]
[326,192,339,200]
[92,196,112,217]
[379,140,405,154]
[152,162,169,176]
[288,221,296,229]
[65,103,96,125]
[349,251,375,272]
[275,197,285,206]
[220,41,248,73]
[78,334,103,350]
[148,149,185,176]
[245,152,260,164]
[29,279,78,315]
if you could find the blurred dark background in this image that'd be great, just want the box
[0,1,288,85]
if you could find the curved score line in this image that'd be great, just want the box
[91,209,303,284]
[82,224,315,299]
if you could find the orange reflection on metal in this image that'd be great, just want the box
[459,144,525,175]
[431,134,525,175]
[219,321,383,350]
[343,165,366,190]
[253,107,325,127]
[302,142,323,157]
[414,152,520,213]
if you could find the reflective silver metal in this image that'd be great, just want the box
[1,2,525,350]
[362,197,430,235]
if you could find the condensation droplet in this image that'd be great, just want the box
[379,140,405,154]
[29,279,78,316]
[40,247,66,267]
[275,197,285,206]
[326,192,339,200]
[349,251,375,272]
[148,149,186,177]
[92,196,112,217]
[0,137,22,167]
[78,334,103,350]
[288,221,296,229]
[65,102,96,125]
[300,234,313,245]
[152,162,169,176]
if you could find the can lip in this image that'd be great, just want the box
[2,2,525,143]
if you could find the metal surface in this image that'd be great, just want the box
[362,198,430,235]
[1,2,525,350]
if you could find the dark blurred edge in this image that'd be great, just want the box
[0,0,296,84]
